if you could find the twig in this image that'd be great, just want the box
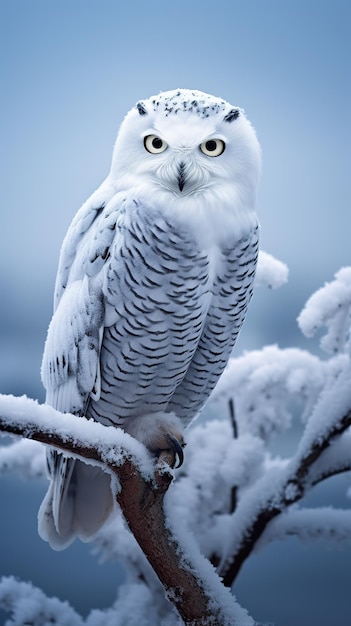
[228,398,238,514]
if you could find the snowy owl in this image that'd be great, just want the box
[38,88,261,549]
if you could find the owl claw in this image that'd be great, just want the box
[167,434,184,468]
[156,434,185,469]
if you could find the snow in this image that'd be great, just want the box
[86,583,178,626]
[0,577,83,626]
[0,439,46,479]
[307,429,351,485]
[260,507,351,547]
[298,267,351,354]
[0,393,152,480]
[210,345,347,440]
[255,250,289,289]
[294,360,351,463]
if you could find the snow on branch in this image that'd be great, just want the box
[259,507,351,548]
[211,345,347,440]
[294,360,351,465]
[0,577,83,626]
[255,250,289,289]
[307,429,351,485]
[0,393,252,626]
[0,393,151,475]
[216,361,351,587]
[298,266,351,354]
[0,439,46,479]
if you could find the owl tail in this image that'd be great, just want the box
[38,454,113,550]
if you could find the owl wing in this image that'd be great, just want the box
[42,178,119,404]
[53,178,116,307]
[41,275,105,412]
[39,180,122,549]
[39,267,112,548]
[40,191,192,547]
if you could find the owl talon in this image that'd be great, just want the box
[156,434,185,469]
[167,434,184,469]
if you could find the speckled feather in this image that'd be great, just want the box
[87,200,258,427]
[39,88,261,549]
[136,89,240,120]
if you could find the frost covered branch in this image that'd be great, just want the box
[258,507,351,547]
[217,368,351,587]
[206,269,351,589]
[307,429,351,485]
[0,393,251,625]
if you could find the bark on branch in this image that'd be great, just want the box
[0,395,245,626]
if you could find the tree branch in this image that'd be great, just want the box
[228,398,238,514]
[0,394,249,625]
[307,429,351,486]
[218,408,351,588]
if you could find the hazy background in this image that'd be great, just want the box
[1,1,350,624]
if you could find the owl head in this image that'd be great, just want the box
[109,89,261,233]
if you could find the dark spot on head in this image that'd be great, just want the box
[224,108,240,122]
[136,102,148,116]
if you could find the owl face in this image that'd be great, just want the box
[110,89,261,205]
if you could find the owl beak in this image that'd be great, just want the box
[177,162,186,192]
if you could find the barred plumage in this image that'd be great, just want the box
[39,89,261,549]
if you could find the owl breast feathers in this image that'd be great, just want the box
[38,88,261,549]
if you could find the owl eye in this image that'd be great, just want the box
[144,135,168,154]
[200,139,225,157]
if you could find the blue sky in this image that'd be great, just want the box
[1,1,350,624]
